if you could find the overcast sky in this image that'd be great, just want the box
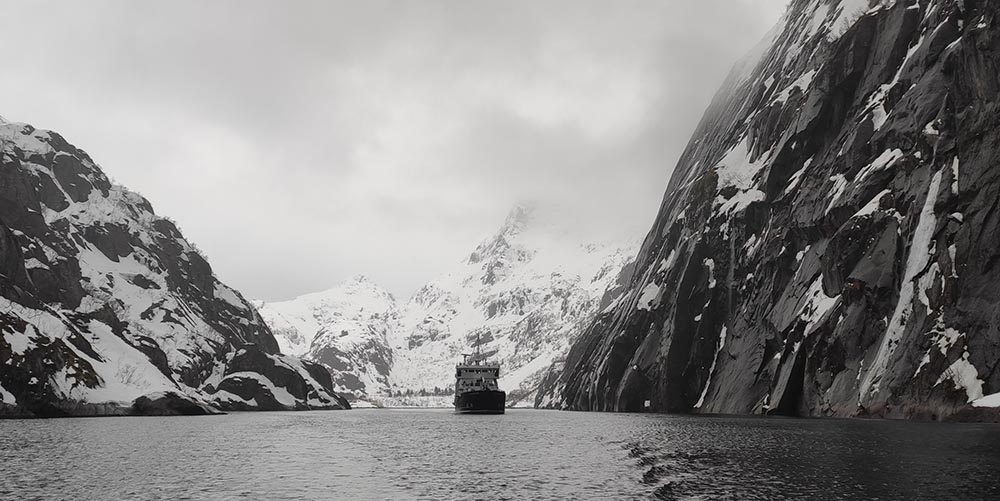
[0,1,786,301]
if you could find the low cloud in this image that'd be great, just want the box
[0,0,787,300]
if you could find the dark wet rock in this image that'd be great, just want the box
[547,0,1000,420]
[210,353,352,411]
[129,274,160,290]
[0,219,30,292]
[213,375,286,411]
[205,346,350,411]
[82,223,134,262]
[310,336,392,396]
[303,361,337,394]
[131,392,217,416]
[52,153,97,203]
[35,171,70,212]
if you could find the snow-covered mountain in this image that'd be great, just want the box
[545,0,1000,421]
[257,206,636,406]
[253,276,397,399]
[0,118,348,417]
[390,206,636,406]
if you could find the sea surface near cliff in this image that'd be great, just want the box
[2,410,998,500]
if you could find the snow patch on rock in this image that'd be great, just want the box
[862,168,944,399]
[637,283,661,311]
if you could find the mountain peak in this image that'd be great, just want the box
[502,203,535,232]
[467,204,538,265]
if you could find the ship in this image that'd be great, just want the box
[454,337,506,414]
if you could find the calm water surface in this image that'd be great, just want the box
[2,409,999,500]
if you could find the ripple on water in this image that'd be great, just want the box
[1,410,999,500]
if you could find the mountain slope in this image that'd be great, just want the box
[547,0,1000,420]
[253,276,397,399]
[390,206,636,406]
[256,206,636,406]
[0,118,348,417]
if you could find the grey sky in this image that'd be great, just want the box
[0,1,787,301]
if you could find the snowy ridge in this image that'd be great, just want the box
[391,206,637,406]
[0,119,348,416]
[254,275,397,398]
[257,206,637,406]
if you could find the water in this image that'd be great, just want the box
[2,409,999,500]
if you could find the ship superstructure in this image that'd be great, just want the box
[454,337,505,414]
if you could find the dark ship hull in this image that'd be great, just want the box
[454,390,506,414]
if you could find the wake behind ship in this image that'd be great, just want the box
[454,347,506,414]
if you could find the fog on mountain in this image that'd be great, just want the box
[3,1,1000,499]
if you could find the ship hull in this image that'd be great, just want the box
[454,390,506,414]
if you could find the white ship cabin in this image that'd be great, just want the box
[455,353,500,392]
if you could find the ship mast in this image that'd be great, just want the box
[475,331,482,362]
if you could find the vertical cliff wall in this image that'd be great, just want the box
[547,0,1000,420]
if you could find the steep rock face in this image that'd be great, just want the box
[254,276,397,399]
[550,0,1000,420]
[0,119,348,417]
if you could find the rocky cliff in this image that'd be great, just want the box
[0,118,349,417]
[547,0,1000,420]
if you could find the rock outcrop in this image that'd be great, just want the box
[547,0,1000,420]
[0,118,348,417]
